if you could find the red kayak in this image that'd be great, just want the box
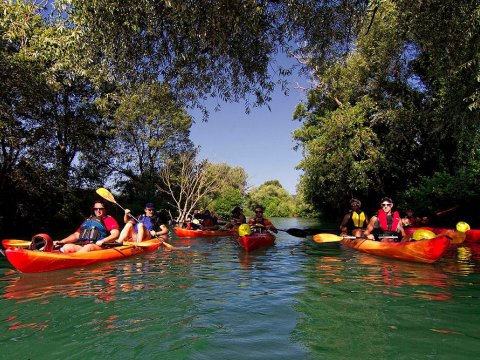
[405,227,480,243]
[341,236,450,263]
[3,239,162,273]
[173,227,235,238]
[236,232,276,252]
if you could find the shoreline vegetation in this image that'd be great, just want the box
[1,1,478,237]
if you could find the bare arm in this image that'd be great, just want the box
[363,216,377,239]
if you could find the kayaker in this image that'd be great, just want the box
[248,205,278,233]
[201,209,219,230]
[339,198,369,237]
[364,197,406,242]
[54,200,120,253]
[117,202,169,243]
[223,206,247,230]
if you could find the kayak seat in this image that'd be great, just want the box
[30,233,54,252]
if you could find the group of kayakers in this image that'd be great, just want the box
[54,200,167,253]
[339,196,429,242]
[50,192,425,253]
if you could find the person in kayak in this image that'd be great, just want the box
[117,202,169,243]
[55,200,120,253]
[339,198,369,237]
[200,209,219,230]
[222,206,247,230]
[363,197,406,242]
[248,205,278,233]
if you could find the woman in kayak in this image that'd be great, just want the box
[363,197,406,242]
[248,205,278,233]
[117,202,169,243]
[54,200,120,253]
[223,206,247,230]
[339,198,369,237]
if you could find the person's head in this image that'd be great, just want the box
[253,205,264,217]
[232,206,242,214]
[350,198,361,209]
[144,202,155,215]
[380,197,393,212]
[406,209,414,216]
[204,209,211,215]
[92,199,108,217]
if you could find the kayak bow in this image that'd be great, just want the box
[4,238,162,273]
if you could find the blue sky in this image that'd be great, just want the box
[189,82,307,195]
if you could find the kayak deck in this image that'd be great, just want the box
[4,239,162,273]
[173,227,235,238]
[341,236,450,263]
[237,232,276,252]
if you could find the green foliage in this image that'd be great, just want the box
[210,188,244,220]
[246,180,312,218]
[294,0,480,215]
[400,159,480,215]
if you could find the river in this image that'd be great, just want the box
[1,218,479,359]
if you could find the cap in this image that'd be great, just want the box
[145,202,154,208]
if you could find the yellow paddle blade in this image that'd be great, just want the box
[312,233,343,243]
[96,187,116,203]
[238,224,251,236]
[2,239,31,248]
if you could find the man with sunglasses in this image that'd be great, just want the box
[55,199,120,253]
[248,205,278,233]
[118,202,169,243]
[363,197,406,242]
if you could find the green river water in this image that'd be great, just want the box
[1,218,479,359]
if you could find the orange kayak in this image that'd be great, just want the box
[405,227,480,243]
[341,236,450,263]
[3,239,162,273]
[237,232,276,252]
[173,227,235,238]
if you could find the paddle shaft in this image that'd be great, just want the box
[96,189,177,250]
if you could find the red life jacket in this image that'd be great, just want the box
[377,210,401,232]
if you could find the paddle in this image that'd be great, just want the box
[96,188,181,250]
[312,233,398,243]
[278,227,338,238]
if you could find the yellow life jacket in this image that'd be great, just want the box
[351,211,366,228]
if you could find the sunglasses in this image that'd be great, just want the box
[145,208,154,211]
[381,203,393,207]
[93,207,105,211]
[255,210,263,214]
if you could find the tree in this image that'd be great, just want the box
[111,82,194,202]
[247,180,295,217]
[159,150,218,223]
[293,0,480,213]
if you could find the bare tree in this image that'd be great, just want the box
[159,151,217,224]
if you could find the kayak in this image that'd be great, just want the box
[3,238,162,273]
[405,227,480,243]
[173,227,235,238]
[341,236,450,263]
[236,232,276,252]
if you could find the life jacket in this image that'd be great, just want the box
[202,216,215,227]
[138,214,158,231]
[251,217,265,226]
[78,216,109,243]
[377,210,401,232]
[350,211,366,228]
